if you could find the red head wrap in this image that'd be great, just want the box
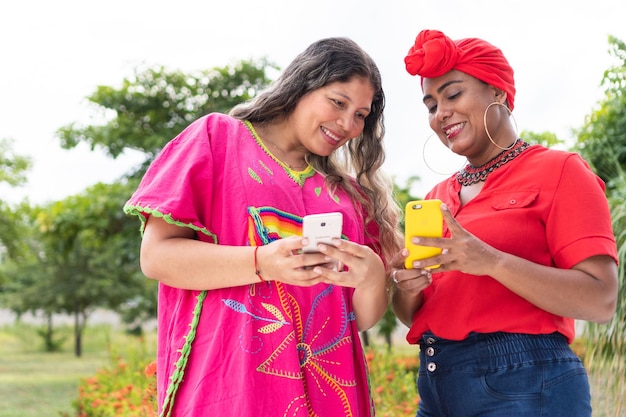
[404,29,516,110]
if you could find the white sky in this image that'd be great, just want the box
[1,0,625,205]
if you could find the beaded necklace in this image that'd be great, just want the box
[456,139,530,186]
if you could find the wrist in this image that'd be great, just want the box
[254,246,266,283]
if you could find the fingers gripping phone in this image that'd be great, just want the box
[302,212,343,253]
[404,199,443,269]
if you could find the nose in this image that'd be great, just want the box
[337,114,356,135]
[337,114,350,129]
[435,103,452,123]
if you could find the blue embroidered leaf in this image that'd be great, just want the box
[223,299,249,314]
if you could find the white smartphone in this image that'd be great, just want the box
[301,212,343,253]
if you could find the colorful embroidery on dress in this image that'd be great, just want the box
[243,120,316,186]
[222,207,362,416]
[248,167,263,184]
[224,279,358,416]
[247,207,302,245]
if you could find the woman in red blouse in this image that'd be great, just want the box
[391,29,619,417]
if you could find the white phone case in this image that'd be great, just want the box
[302,212,343,253]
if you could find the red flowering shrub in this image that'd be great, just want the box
[68,345,420,416]
[63,356,157,417]
[366,347,420,417]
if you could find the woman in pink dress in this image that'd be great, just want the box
[124,37,402,417]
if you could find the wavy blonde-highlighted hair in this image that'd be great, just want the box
[230,37,402,265]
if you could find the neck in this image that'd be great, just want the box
[467,138,518,167]
[456,139,529,186]
[253,123,309,170]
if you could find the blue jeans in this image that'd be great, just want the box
[415,331,591,417]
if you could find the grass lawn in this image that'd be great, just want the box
[0,320,622,417]
[0,322,155,417]
[0,351,107,416]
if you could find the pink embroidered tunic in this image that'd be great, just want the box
[124,113,377,416]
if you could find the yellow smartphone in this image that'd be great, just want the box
[404,199,443,269]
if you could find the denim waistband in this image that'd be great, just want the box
[419,331,576,369]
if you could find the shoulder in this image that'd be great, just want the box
[189,112,245,134]
[169,113,248,150]
[522,144,606,191]
[524,144,585,163]
[522,145,595,173]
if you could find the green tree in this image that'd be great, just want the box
[0,138,31,262]
[575,35,626,357]
[44,60,276,336]
[57,59,277,162]
[575,35,626,184]
[0,138,31,187]
[2,182,148,355]
[520,129,564,148]
[573,35,626,414]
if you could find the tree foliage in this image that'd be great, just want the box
[2,181,150,356]
[520,129,564,148]
[575,35,626,184]
[577,35,626,358]
[1,59,277,354]
[56,59,277,161]
[573,35,626,413]
[0,138,31,187]
[0,139,32,264]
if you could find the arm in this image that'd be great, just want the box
[389,248,434,327]
[411,205,618,323]
[140,215,333,290]
[313,239,388,331]
[391,288,423,328]
[488,252,617,323]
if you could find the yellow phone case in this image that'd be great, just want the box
[404,199,443,269]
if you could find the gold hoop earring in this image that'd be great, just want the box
[422,133,466,176]
[483,101,519,151]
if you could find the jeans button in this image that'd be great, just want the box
[426,337,436,345]
[427,362,437,372]
[426,346,435,357]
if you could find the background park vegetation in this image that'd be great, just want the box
[1,36,625,416]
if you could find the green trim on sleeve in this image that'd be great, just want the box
[123,204,218,244]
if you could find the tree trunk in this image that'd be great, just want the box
[74,309,82,357]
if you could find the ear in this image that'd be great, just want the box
[492,87,508,105]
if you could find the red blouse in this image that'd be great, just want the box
[406,145,618,344]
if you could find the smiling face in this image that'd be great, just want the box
[422,70,514,165]
[288,76,374,156]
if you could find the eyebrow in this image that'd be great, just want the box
[422,79,463,103]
